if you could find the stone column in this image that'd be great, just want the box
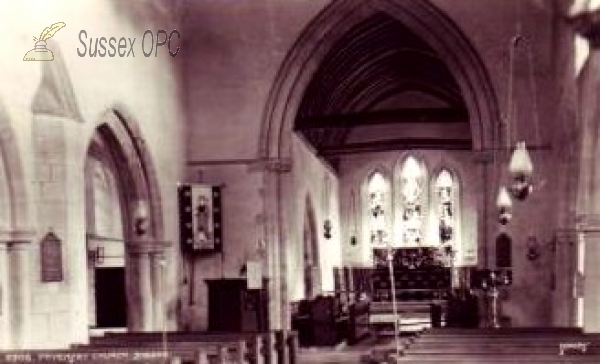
[568,9,600,333]
[150,251,167,332]
[0,242,8,349]
[578,215,600,332]
[127,241,170,332]
[582,231,600,332]
[260,158,292,331]
[127,244,153,332]
[6,240,31,348]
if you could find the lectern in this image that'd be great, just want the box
[205,278,268,332]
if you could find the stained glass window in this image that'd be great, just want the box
[367,172,389,247]
[399,157,426,246]
[436,169,455,246]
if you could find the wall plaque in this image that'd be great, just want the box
[40,231,63,282]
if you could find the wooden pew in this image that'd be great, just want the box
[80,339,248,363]
[392,328,600,363]
[86,332,270,364]
[87,330,297,364]
[0,331,296,364]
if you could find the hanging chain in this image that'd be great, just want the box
[526,38,541,148]
[506,36,518,151]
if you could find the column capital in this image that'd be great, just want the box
[126,240,171,255]
[567,9,600,48]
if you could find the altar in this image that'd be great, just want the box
[369,247,452,334]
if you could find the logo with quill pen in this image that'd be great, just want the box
[23,22,66,61]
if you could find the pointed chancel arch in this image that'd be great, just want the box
[259,0,499,329]
[260,0,499,159]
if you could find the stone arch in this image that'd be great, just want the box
[259,0,499,161]
[90,105,164,241]
[259,0,499,329]
[84,106,165,332]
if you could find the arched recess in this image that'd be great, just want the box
[302,195,320,299]
[259,0,499,329]
[84,107,165,332]
[85,132,128,330]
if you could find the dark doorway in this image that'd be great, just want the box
[95,267,127,328]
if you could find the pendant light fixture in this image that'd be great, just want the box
[508,141,534,200]
[495,3,541,221]
[504,26,539,202]
[496,186,513,225]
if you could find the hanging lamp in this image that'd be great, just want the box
[508,141,534,200]
[503,30,539,201]
[496,186,513,225]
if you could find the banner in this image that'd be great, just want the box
[178,184,222,254]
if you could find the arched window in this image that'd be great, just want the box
[359,157,467,264]
[398,156,427,246]
[367,172,390,248]
[435,169,459,250]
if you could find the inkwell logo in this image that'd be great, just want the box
[23,22,66,61]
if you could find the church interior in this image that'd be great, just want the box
[3,0,600,362]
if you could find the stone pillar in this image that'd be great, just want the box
[579,215,600,332]
[6,240,31,348]
[568,9,600,333]
[0,243,8,349]
[261,158,292,331]
[150,252,166,332]
[473,150,495,269]
[127,248,153,332]
[127,241,170,332]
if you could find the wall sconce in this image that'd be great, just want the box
[133,200,150,237]
[496,186,513,225]
[88,246,105,265]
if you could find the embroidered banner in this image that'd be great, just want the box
[178,184,222,254]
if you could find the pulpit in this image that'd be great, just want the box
[205,278,268,332]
